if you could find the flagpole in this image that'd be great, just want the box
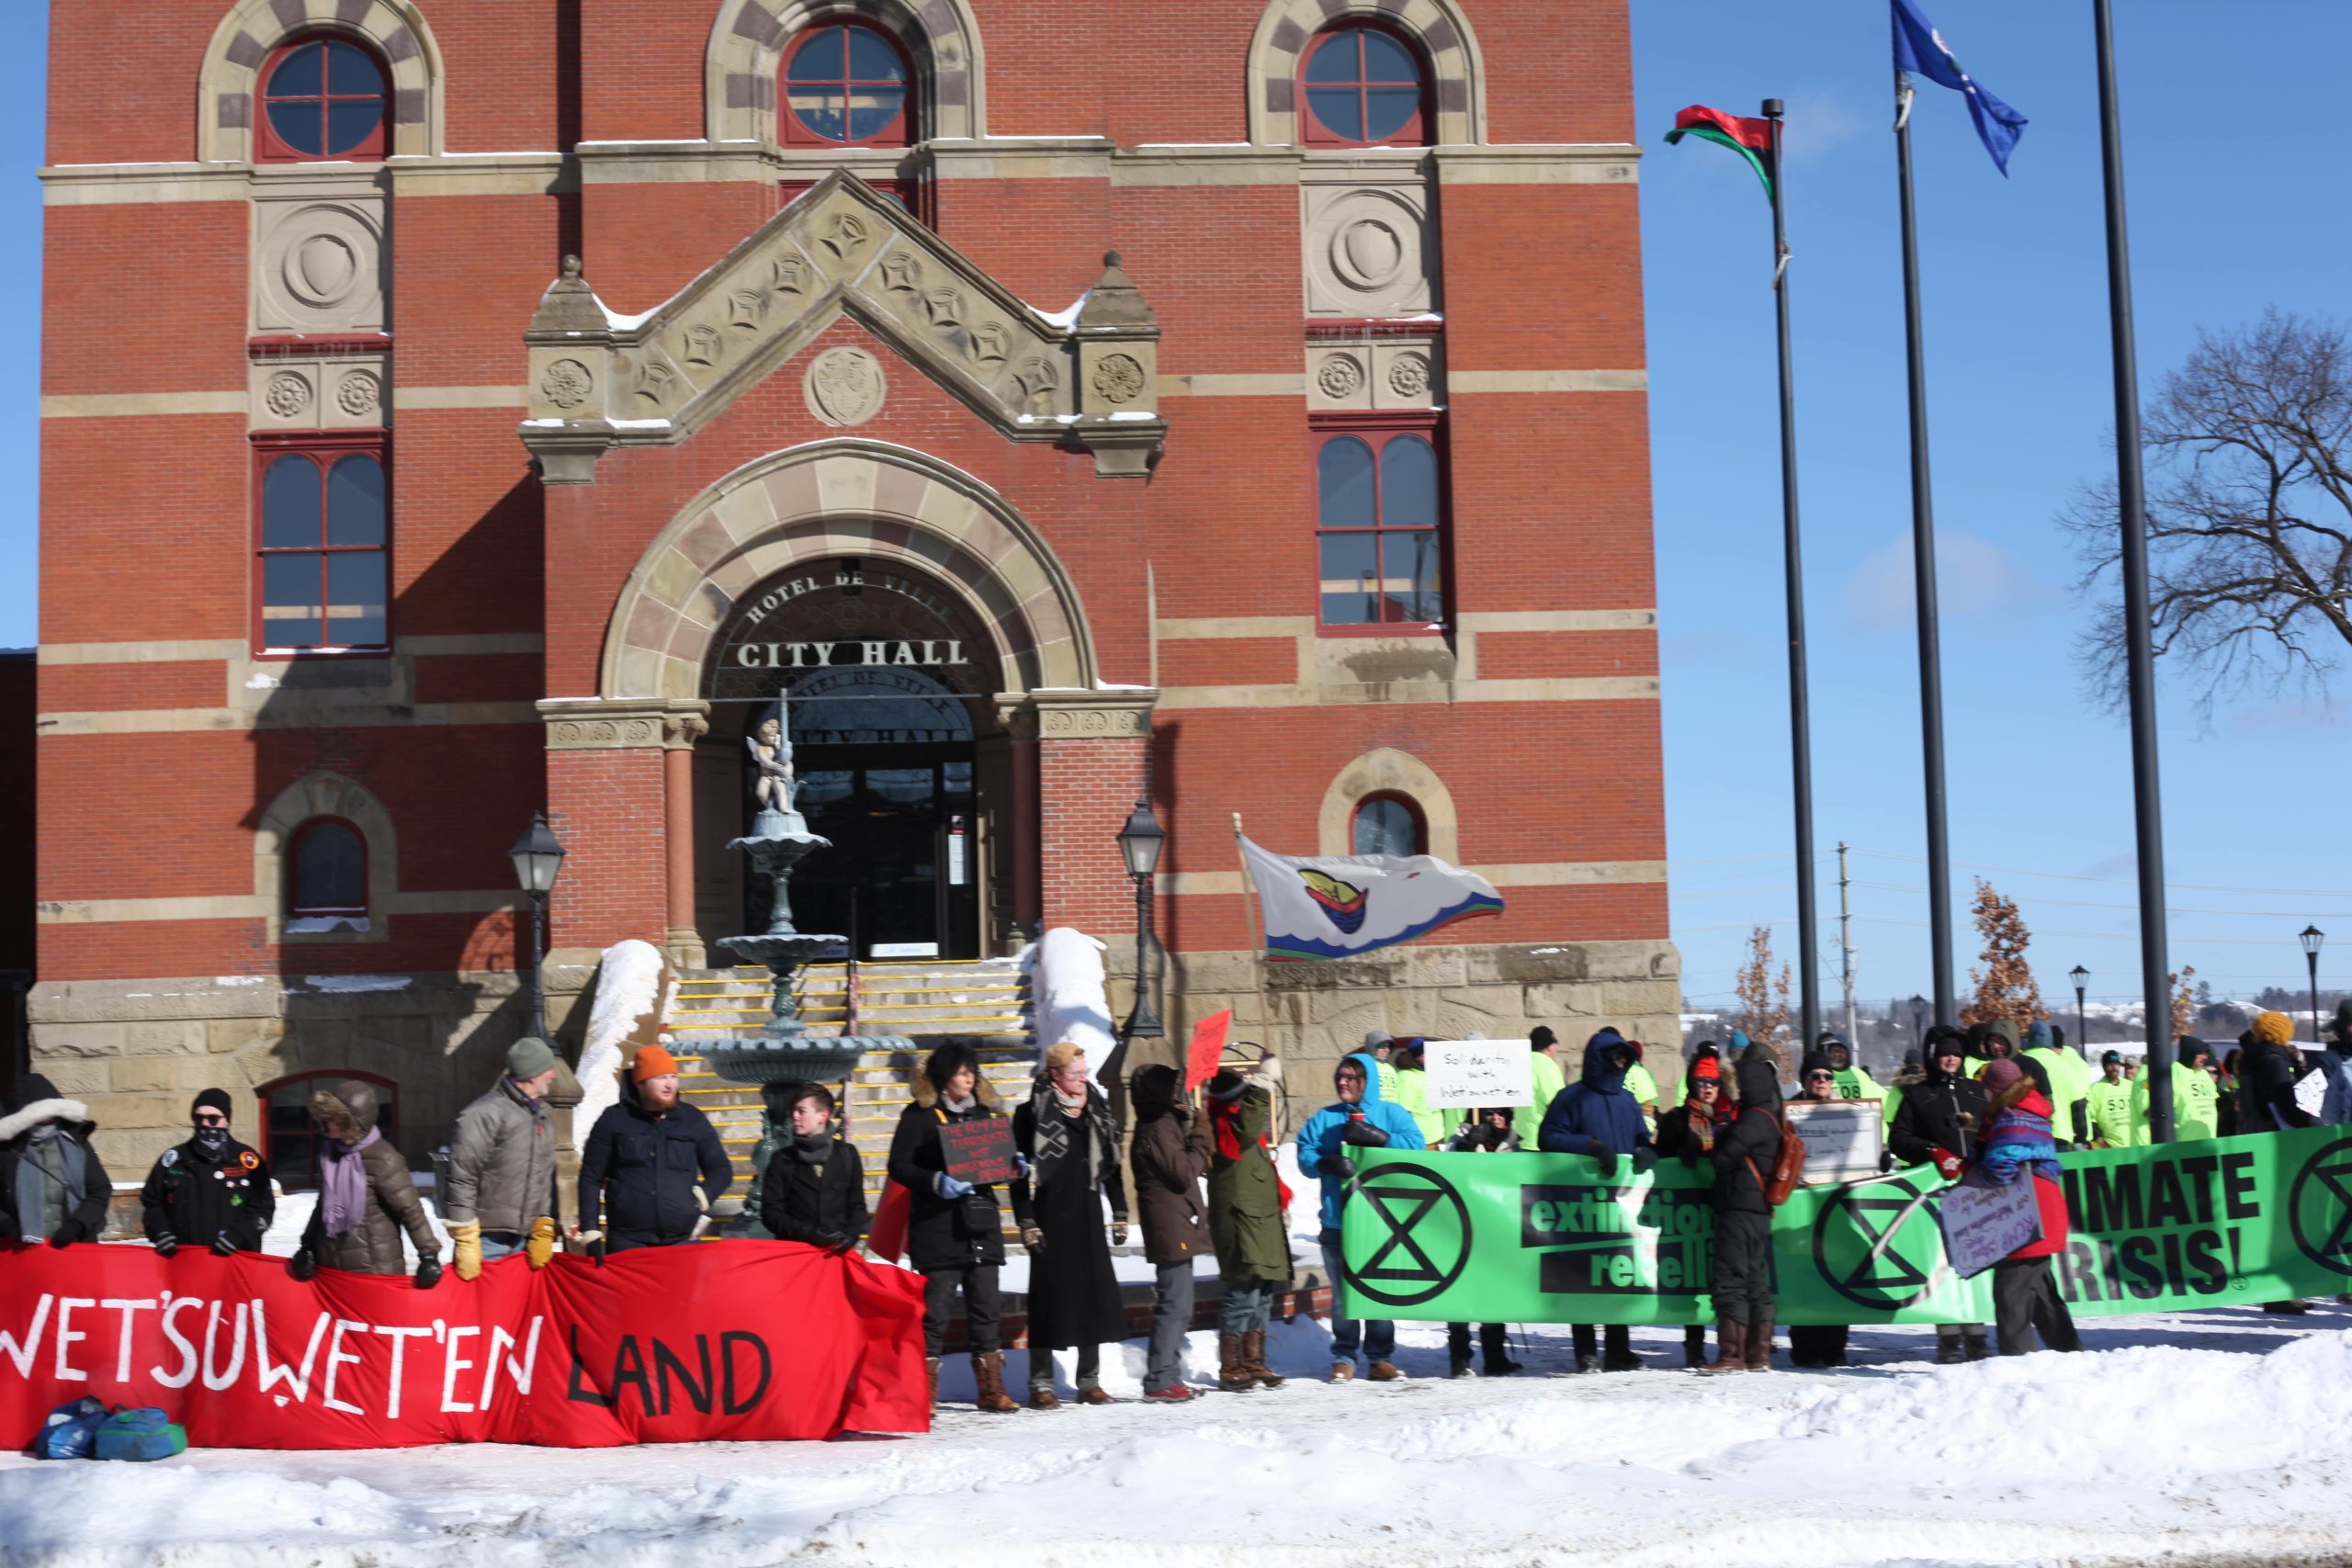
[1231,813,1274,1060]
[1894,68,1958,1028]
[1763,100,1821,1056]
[2091,0,2173,1141]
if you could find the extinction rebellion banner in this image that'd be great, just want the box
[0,1239,929,1449]
[1339,1126,2352,1325]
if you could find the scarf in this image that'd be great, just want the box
[789,1131,831,1166]
[1208,1096,1294,1211]
[1680,1094,1721,1152]
[1029,1083,1119,1196]
[15,1124,86,1239]
[318,1126,380,1238]
[192,1127,231,1162]
[942,1092,977,1115]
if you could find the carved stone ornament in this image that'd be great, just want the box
[335,370,382,418]
[1091,353,1147,406]
[1318,355,1366,399]
[682,323,722,369]
[1011,356,1059,415]
[803,346,887,428]
[1387,354,1432,398]
[818,211,870,262]
[546,716,663,750]
[541,359,594,409]
[1037,705,1152,739]
[265,371,311,419]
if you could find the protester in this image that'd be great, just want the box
[2022,1021,2092,1148]
[2133,1035,2221,1142]
[2087,1052,2144,1148]
[1538,1028,1656,1372]
[1622,1040,1661,1125]
[1010,1043,1129,1408]
[756,1082,866,1253]
[1656,1052,1735,1366]
[2215,1047,2242,1136]
[1128,1064,1212,1402]
[1442,1107,1522,1378]
[1702,1055,1784,1373]
[1889,1025,1990,1362]
[1971,1019,2020,1063]
[2315,1004,2352,1125]
[577,1044,733,1256]
[446,1035,561,1279]
[1204,1055,1289,1393]
[1817,1032,1884,1103]
[1786,1055,1851,1369]
[1970,1059,2081,1356]
[1514,1026,1566,1151]
[1391,1039,1447,1148]
[1363,1028,1401,1103]
[291,1079,440,1285]
[1297,1050,1424,1382]
[2238,1012,2321,1316]
[0,1074,112,1247]
[141,1089,272,1257]
[888,1041,1020,1412]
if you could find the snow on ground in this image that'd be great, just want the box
[7,1303,2352,1567]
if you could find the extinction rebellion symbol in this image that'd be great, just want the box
[1344,1163,1473,1308]
[1812,1174,1944,1310]
[2287,1135,2352,1275]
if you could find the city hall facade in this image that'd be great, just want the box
[33,0,1675,1172]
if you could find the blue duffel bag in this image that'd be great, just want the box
[93,1407,187,1462]
[34,1397,110,1460]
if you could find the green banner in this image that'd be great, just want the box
[1337,1125,2352,1325]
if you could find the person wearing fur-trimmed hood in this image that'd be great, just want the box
[0,1074,111,1247]
[290,1079,441,1287]
[888,1040,1021,1413]
[1011,1041,1130,1408]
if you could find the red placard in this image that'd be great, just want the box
[938,1116,1019,1184]
[1186,1009,1235,1092]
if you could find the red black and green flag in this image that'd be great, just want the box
[1663,105,1776,204]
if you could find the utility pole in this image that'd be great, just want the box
[1838,840,1858,1049]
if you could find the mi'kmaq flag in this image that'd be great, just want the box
[1238,836,1503,961]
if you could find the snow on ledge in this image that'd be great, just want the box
[1027,928,1114,1078]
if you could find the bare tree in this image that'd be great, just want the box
[2064,311,2352,717]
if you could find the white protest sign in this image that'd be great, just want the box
[1937,1177,2043,1278]
[2294,1068,2328,1121]
[1425,1039,1531,1109]
[1785,1100,1884,1183]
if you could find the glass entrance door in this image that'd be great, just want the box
[779,751,979,959]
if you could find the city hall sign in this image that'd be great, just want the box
[707,559,989,705]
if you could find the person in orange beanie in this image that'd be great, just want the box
[576,1042,732,1254]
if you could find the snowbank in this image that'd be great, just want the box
[577,939,666,1132]
[1027,927,1115,1075]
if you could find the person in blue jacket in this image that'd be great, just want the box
[1538,1028,1657,1372]
[1297,1050,1428,1382]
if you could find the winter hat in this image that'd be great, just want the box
[2101,1051,2123,1067]
[1979,1059,2026,1097]
[190,1087,234,1122]
[1726,1030,1751,1055]
[1044,1041,1087,1075]
[1815,1030,1846,1049]
[1688,1055,1722,1089]
[2180,1035,2212,1066]
[2025,1021,2053,1050]
[1799,1051,1835,1082]
[630,1043,681,1083]
[1530,1026,1558,1051]
[2253,1011,2296,1046]
[506,1036,558,1080]
[1204,1068,1250,1102]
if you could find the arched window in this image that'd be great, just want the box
[287,818,368,928]
[258,35,390,162]
[1316,429,1444,626]
[1300,24,1428,148]
[1352,793,1426,858]
[254,1070,399,1190]
[782,22,914,146]
[257,447,389,650]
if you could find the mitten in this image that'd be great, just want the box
[413,1256,443,1291]
[1327,1155,1358,1182]
[934,1172,974,1201]
[1590,1141,1619,1178]
[1339,1120,1390,1147]
[449,1220,484,1281]
[288,1249,318,1282]
[1929,1148,1963,1180]
[209,1235,239,1258]
[48,1219,86,1249]
[1630,1145,1657,1175]
[525,1216,559,1269]
[150,1233,179,1259]
[830,1234,859,1256]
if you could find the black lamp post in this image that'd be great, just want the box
[2069,964,2090,1053]
[1116,796,1166,1041]
[2301,926,2324,1051]
[1908,994,1927,1056]
[507,811,567,1040]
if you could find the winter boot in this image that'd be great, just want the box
[1962,1331,1989,1361]
[1743,1313,1774,1372]
[1366,1360,1403,1382]
[1697,1319,1747,1375]
[1446,1324,1474,1378]
[1600,1324,1643,1372]
[1480,1324,1521,1377]
[1329,1359,1356,1382]
[972,1351,1019,1413]
[1683,1325,1708,1369]
[925,1356,941,1408]
[1933,1337,1966,1366]
[1218,1334,1255,1393]
[1027,1382,1062,1410]
[1243,1329,1284,1389]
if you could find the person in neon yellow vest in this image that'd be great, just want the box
[2086,1051,2145,1147]
[1512,1027,1566,1151]
[2133,1036,2220,1140]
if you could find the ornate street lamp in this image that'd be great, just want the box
[1116,796,1166,1041]
[2301,926,2324,1052]
[2070,964,2090,1055]
[508,812,567,1040]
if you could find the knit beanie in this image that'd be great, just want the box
[506,1036,558,1080]
[630,1043,680,1082]
[2253,1011,2296,1046]
[1980,1059,2026,1097]
[190,1088,234,1122]
[2025,1020,2052,1050]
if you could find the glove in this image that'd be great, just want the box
[1590,1141,1619,1178]
[1172,1100,1194,1124]
[449,1220,484,1281]
[1020,1225,1045,1248]
[288,1249,318,1282]
[525,1217,559,1269]
[1929,1147,1963,1181]
[414,1256,443,1291]
[826,1234,858,1256]
[1012,1154,1032,1179]
[151,1233,179,1259]
[1630,1145,1657,1175]
[1339,1120,1390,1147]
[933,1172,974,1201]
[1327,1155,1357,1181]
[1111,1223,1130,1247]
[49,1219,86,1249]
[209,1235,239,1258]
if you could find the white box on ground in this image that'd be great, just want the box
[1425,1039,1531,1109]
[1786,1099,1883,1182]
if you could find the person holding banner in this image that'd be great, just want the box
[0,1074,111,1248]
[1786,1057,1853,1370]
[889,1041,1021,1413]
[1702,1056,1786,1373]
[1205,1060,1291,1392]
[756,1083,867,1254]
[1890,1027,1990,1362]
[1537,1029,1656,1372]
[141,1089,273,1258]
[290,1079,441,1286]
[1655,1053,1735,1367]
[1011,1043,1131,1408]
[1969,1059,2080,1357]
[1298,1051,1425,1382]
[445,1036,561,1278]
[577,1045,733,1257]
[1442,1108,1522,1379]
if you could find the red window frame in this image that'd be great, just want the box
[1351,792,1428,857]
[255,33,390,163]
[780,21,916,147]
[254,1069,399,1190]
[1311,414,1449,634]
[252,430,392,658]
[287,816,369,920]
[1299,23,1430,149]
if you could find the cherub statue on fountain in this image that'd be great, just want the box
[746,701,805,831]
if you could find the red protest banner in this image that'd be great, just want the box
[1185,1009,1234,1091]
[0,1240,927,1450]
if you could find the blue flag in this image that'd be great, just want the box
[1892,0,2028,175]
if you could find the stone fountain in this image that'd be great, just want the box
[699,700,915,1235]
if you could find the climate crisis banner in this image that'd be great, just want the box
[1338,1125,2352,1325]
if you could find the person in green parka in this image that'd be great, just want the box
[1204,1057,1291,1393]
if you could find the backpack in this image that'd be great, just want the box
[1744,1108,1807,1207]
[35,1397,109,1460]
[93,1407,187,1462]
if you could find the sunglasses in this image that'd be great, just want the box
[194,1113,229,1126]
[1805,1072,1835,1082]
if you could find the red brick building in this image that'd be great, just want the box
[35,0,1674,1172]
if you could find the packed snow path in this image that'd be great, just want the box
[6,1308,2351,1567]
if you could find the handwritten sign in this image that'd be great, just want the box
[1938,1176,2043,1278]
[2295,1066,2328,1121]
[1785,1100,1883,1183]
[939,1117,1018,1185]
[1186,1009,1234,1092]
[1425,1039,1532,1110]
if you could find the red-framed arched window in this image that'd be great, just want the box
[255,1069,400,1190]
[782,21,915,146]
[1300,23,1429,148]
[1315,425,1445,626]
[257,34,390,162]
[255,440,390,652]
[1352,793,1426,858]
[287,818,368,923]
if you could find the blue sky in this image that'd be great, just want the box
[0,4,2346,1016]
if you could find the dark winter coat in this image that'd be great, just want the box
[886,1068,1009,1272]
[300,1081,438,1276]
[1207,1083,1292,1285]
[0,1077,111,1245]
[1011,1085,1130,1349]
[758,1134,868,1248]
[1711,1060,1785,1214]
[141,1135,273,1253]
[2238,1040,2318,1134]
[578,1079,734,1250]
[1889,1055,1991,1166]
[445,1075,558,1235]
[1536,1031,1653,1159]
[1130,1105,1213,1264]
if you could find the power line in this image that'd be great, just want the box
[1845,845,2350,900]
